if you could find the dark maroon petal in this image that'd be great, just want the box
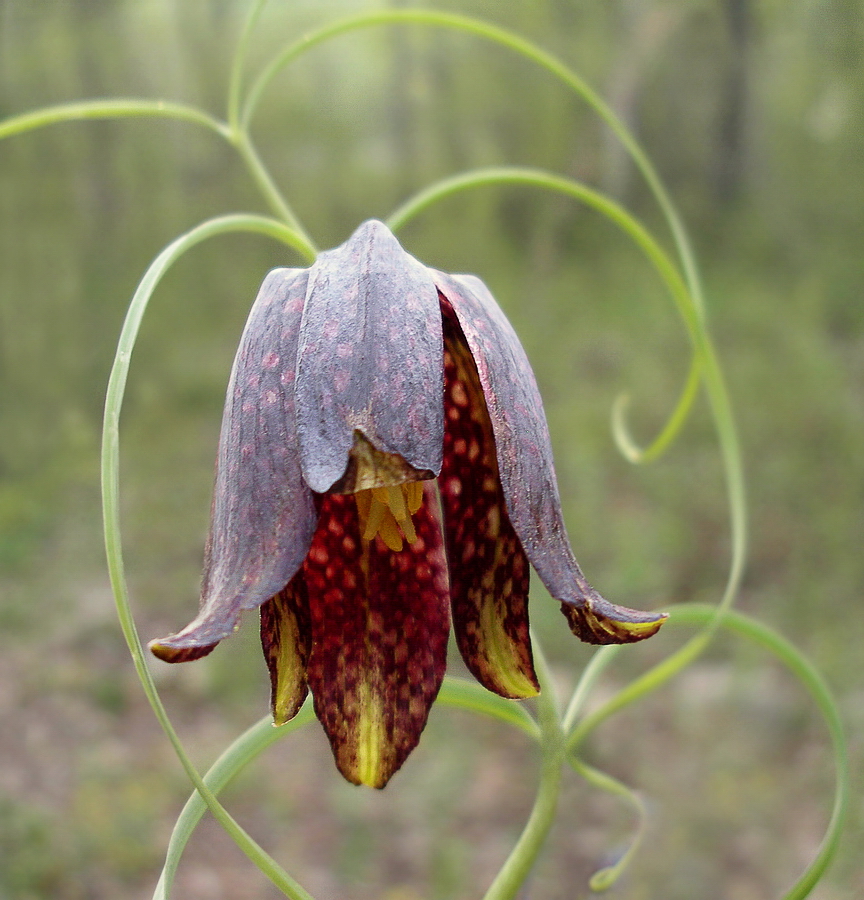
[260,575,312,725]
[304,485,450,788]
[150,268,318,662]
[295,221,444,494]
[439,304,538,699]
[433,273,666,645]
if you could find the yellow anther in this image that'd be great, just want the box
[377,511,404,552]
[397,506,417,544]
[355,481,426,550]
[361,493,387,543]
[405,481,424,515]
[374,486,407,522]
[355,488,372,522]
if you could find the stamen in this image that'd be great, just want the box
[405,481,424,515]
[354,481,426,549]
[376,486,407,521]
[361,495,387,543]
[398,507,417,544]
[377,509,404,552]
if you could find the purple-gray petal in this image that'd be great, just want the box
[295,220,444,494]
[433,272,666,644]
[150,268,318,661]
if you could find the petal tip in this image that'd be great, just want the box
[561,598,668,645]
[510,681,541,700]
[148,636,218,663]
[271,704,301,728]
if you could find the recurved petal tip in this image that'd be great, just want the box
[148,636,219,663]
[560,597,668,645]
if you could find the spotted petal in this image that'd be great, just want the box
[439,300,538,698]
[260,577,312,725]
[150,268,318,661]
[296,220,444,494]
[434,272,667,644]
[303,484,450,788]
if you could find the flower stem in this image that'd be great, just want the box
[482,638,564,900]
[224,0,316,250]
[230,130,317,253]
[227,0,271,134]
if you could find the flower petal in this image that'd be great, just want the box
[439,302,539,699]
[433,273,667,645]
[260,576,311,725]
[295,221,444,494]
[150,268,318,662]
[304,484,450,788]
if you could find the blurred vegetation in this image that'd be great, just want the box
[0,0,861,897]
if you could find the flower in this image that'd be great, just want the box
[149,221,666,788]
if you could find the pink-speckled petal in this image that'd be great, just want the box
[433,274,666,645]
[151,268,318,662]
[304,484,450,788]
[296,221,444,494]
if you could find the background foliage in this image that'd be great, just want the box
[0,0,861,897]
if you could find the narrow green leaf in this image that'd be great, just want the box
[227,0,272,133]
[567,757,647,893]
[387,166,704,465]
[567,605,849,899]
[437,677,540,741]
[103,215,316,900]
[0,99,230,142]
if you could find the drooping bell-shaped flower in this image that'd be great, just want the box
[149,221,666,788]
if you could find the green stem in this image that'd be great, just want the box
[596,317,747,741]
[223,0,315,248]
[482,638,564,900]
[673,606,848,900]
[230,130,317,253]
[567,628,713,754]
[228,0,272,134]
[155,706,316,900]
[562,644,622,735]
[103,215,315,899]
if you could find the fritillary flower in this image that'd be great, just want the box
[150,221,666,787]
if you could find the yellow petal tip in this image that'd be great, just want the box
[561,599,667,645]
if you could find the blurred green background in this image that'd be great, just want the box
[1,0,861,897]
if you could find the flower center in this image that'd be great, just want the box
[354,482,425,552]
